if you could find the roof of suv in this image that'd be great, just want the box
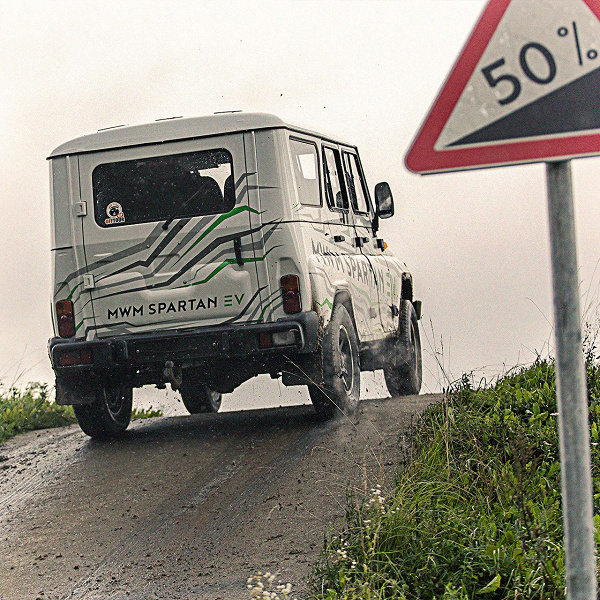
[48,112,350,158]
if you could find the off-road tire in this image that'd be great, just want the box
[309,303,360,418]
[180,372,222,414]
[384,299,422,396]
[73,384,133,439]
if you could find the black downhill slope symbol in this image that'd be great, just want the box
[447,65,600,147]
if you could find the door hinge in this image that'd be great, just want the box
[83,274,95,290]
[74,201,87,217]
[354,236,368,248]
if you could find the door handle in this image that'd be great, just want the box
[233,237,244,266]
[333,235,345,243]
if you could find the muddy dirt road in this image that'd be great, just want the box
[0,394,439,600]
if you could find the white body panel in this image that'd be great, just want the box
[50,113,411,349]
[75,133,267,338]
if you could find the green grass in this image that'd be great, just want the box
[0,383,76,443]
[0,383,162,444]
[311,357,600,600]
[131,406,163,419]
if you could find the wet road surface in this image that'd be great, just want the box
[0,394,440,600]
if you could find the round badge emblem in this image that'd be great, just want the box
[106,202,123,218]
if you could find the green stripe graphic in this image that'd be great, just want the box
[67,282,83,301]
[177,246,280,289]
[177,206,260,263]
[257,295,281,323]
[318,298,333,309]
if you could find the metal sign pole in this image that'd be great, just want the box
[545,160,597,600]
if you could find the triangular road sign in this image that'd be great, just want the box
[405,0,600,174]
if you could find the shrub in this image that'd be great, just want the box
[0,382,76,443]
[312,358,600,599]
[0,383,162,443]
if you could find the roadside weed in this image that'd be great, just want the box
[0,382,75,443]
[247,572,297,600]
[0,382,162,443]
[131,405,163,419]
[312,357,600,599]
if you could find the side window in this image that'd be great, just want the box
[290,138,321,206]
[322,146,348,211]
[342,152,370,214]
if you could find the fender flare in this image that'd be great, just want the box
[401,272,413,303]
[332,289,357,331]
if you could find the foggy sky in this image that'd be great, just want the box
[2,0,599,408]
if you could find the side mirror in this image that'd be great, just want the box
[374,182,394,219]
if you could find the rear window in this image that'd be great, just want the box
[92,149,234,227]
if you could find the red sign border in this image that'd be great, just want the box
[405,0,600,174]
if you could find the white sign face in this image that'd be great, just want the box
[436,0,600,150]
[405,0,600,174]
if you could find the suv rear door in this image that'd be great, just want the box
[77,134,266,338]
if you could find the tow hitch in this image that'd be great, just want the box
[163,360,182,391]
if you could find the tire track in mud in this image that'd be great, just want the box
[0,427,87,514]
[61,449,247,600]
[0,395,439,600]
[68,411,337,600]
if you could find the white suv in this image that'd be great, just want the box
[48,113,422,438]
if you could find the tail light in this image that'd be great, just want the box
[281,274,301,314]
[258,332,273,349]
[58,348,92,367]
[56,299,75,338]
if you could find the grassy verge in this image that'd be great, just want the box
[0,383,76,443]
[0,383,162,444]
[311,357,600,599]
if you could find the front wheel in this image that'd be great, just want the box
[180,371,222,414]
[309,303,360,418]
[383,300,422,397]
[73,384,133,439]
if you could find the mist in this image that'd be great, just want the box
[2,0,599,412]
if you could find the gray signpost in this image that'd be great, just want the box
[405,0,600,597]
[546,161,596,600]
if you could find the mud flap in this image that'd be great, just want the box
[55,378,96,406]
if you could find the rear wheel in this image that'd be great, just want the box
[180,371,222,414]
[73,384,133,439]
[309,303,360,418]
[383,300,422,397]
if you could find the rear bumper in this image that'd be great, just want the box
[49,312,320,398]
